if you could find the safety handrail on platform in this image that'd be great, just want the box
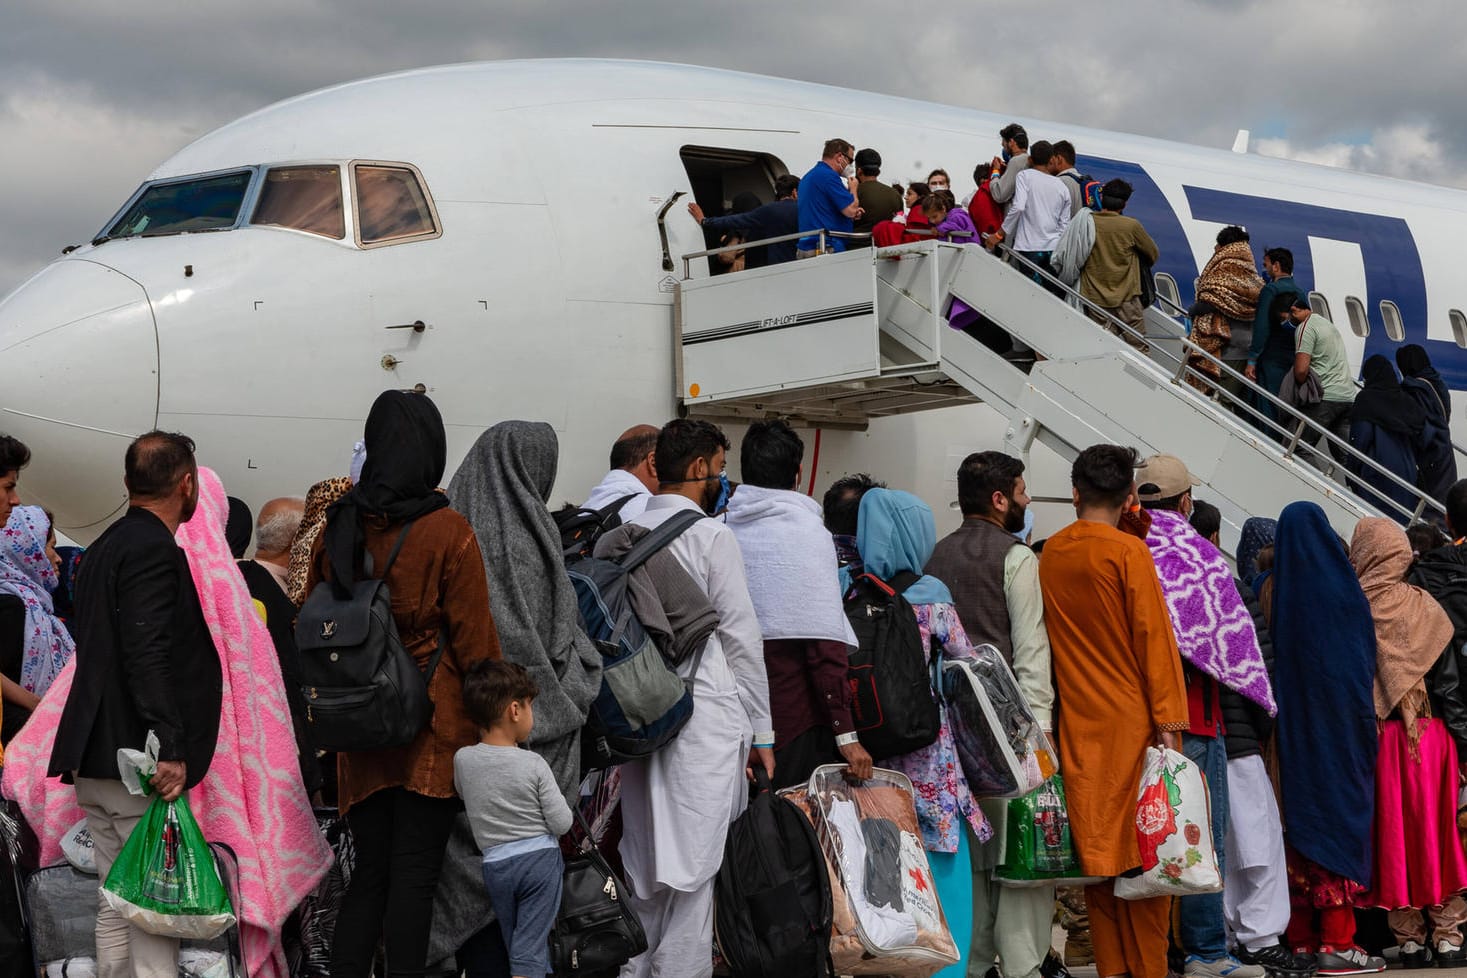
[680,229,872,279]
[985,243,1442,524]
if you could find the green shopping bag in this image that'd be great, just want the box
[100,792,236,940]
[994,775,1094,886]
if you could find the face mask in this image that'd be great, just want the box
[1001,149,1013,164]
[843,164,856,179]
[707,473,731,515]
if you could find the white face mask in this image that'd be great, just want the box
[843,164,856,178]
[930,182,948,191]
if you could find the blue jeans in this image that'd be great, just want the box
[1178,730,1229,959]
[481,845,564,977]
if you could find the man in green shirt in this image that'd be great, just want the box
[853,148,902,241]
[1281,295,1355,469]
[1080,179,1160,351]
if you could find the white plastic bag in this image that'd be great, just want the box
[60,820,96,875]
[116,731,160,797]
[1113,746,1222,900]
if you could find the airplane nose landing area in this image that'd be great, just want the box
[0,260,159,536]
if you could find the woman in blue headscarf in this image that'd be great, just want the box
[1270,501,1382,973]
[853,488,990,977]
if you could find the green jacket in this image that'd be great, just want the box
[1248,275,1301,367]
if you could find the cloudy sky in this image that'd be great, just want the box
[0,0,1455,295]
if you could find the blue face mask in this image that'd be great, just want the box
[708,473,731,514]
[1001,148,1012,164]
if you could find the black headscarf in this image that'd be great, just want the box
[225,496,253,559]
[1396,343,1451,415]
[1351,354,1426,438]
[323,390,450,595]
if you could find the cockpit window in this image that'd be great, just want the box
[352,163,439,246]
[251,165,345,239]
[104,170,253,240]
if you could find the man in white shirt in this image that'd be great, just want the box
[581,423,659,521]
[985,141,1073,296]
[620,419,773,978]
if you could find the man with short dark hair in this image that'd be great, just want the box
[725,420,871,789]
[1280,295,1355,468]
[924,451,1056,978]
[1134,454,1271,978]
[797,138,863,257]
[619,419,772,978]
[1039,444,1188,978]
[583,424,660,522]
[985,140,1072,292]
[687,174,801,266]
[1080,179,1159,351]
[0,434,30,528]
[852,148,903,239]
[1244,248,1302,422]
[1047,140,1087,216]
[822,472,886,578]
[988,122,1031,205]
[50,431,224,978]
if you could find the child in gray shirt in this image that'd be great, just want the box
[455,660,573,978]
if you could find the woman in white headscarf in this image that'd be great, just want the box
[0,505,74,739]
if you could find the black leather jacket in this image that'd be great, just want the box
[1408,543,1467,754]
[1219,577,1275,759]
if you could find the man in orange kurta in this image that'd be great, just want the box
[1039,444,1189,978]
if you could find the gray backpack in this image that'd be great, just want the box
[295,521,446,751]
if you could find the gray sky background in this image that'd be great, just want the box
[0,0,1455,295]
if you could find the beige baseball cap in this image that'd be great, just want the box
[1135,453,1201,502]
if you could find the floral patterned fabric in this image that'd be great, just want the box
[878,600,993,853]
[0,505,74,696]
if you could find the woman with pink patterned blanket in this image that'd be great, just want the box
[3,467,332,978]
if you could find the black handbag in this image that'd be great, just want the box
[550,808,647,976]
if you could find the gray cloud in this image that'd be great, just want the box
[2,0,1463,293]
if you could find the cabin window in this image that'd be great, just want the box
[1308,291,1332,320]
[251,166,345,239]
[103,169,254,240]
[1451,309,1467,349]
[680,146,790,275]
[351,163,440,247]
[1380,300,1405,342]
[1345,296,1369,338]
[1153,273,1181,311]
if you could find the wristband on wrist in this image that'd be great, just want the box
[835,732,861,747]
[752,741,774,750]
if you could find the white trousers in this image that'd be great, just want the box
[619,880,715,978]
[1222,755,1291,951]
[75,778,180,978]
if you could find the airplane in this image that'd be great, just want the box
[1,58,1462,542]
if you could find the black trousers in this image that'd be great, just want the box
[330,787,461,978]
[772,725,842,791]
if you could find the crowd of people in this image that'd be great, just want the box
[2,391,1467,978]
[690,130,1459,519]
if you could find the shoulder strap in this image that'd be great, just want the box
[619,509,704,574]
[602,494,637,519]
[365,520,417,580]
[422,627,448,686]
[887,570,922,598]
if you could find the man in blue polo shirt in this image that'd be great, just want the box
[797,138,864,257]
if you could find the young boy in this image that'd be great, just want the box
[456,660,574,978]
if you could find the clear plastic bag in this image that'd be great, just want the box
[941,645,1056,798]
[784,765,959,977]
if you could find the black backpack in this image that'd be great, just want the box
[555,495,637,561]
[843,572,941,761]
[295,521,446,752]
[714,768,834,978]
[550,807,648,976]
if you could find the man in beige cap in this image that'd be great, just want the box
[1134,453,1201,513]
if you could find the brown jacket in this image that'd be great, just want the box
[306,506,500,812]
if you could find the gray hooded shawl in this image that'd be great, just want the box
[431,421,602,962]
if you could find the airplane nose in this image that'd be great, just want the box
[0,259,159,537]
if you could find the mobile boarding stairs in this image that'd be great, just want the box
[675,233,1446,546]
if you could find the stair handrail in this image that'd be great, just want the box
[680,230,872,279]
[980,243,1441,524]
